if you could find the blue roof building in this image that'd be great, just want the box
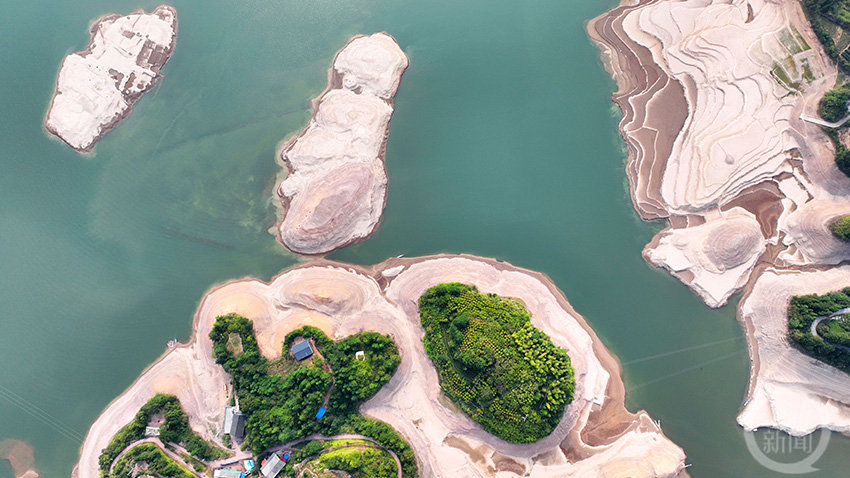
[291,340,314,361]
[315,407,327,419]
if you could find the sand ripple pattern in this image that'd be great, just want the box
[276,33,408,255]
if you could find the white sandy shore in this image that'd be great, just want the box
[276,33,408,255]
[591,0,850,438]
[75,255,686,478]
[44,5,177,153]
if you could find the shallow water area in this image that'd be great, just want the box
[1,0,849,477]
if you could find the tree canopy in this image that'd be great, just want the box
[418,283,575,443]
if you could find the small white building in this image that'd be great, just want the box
[355,350,365,361]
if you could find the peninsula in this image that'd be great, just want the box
[74,255,686,478]
[275,33,408,255]
[591,0,850,437]
[44,5,177,153]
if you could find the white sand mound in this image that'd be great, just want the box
[45,5,177,152]
[276,33,408,255]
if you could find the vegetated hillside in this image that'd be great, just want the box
[788,288,850,372]
[209,314,416,477]
[418,283,575,444]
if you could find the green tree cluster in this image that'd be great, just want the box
[418,283,575,443]
[830,215,850,241]
[318,447,397,478]
[210,315,417,477]
[98,394,226,476]
[110,443,195,478]
[819,87,850,122]
[787,288,850,372]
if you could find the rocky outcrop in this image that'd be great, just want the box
[45,5,177,153]
[276,33,408,255]
[75,255,686,478]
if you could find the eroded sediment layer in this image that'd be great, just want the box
[75,255,686,478]
[276,33,408,255]
[592,0,850,437]
[44,5,177,153]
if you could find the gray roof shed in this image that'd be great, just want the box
[290,340,314,361]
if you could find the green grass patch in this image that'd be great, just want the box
[418,283,575,444]
[830,215,850,241]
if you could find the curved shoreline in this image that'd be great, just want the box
[44,5,178,153]
[74,254,686,478]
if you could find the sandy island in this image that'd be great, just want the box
[74,255,686,478]
[44,5,177,153]
[275,33,408,255]
[590,0,850,436]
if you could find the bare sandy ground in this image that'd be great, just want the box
[591,0,850,437]
[0,439,39,478]
[75,255,686,478]
[44,5,177,153]
[275,33,408,255]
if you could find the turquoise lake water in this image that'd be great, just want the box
[0,0,848,476]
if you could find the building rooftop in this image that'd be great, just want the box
[260,454,287,478]
[315,407,327,419]
[291,340,314,361]
[214,470,245,478]
[223,406,246,439]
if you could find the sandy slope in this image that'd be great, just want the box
[44,5,177,153]
[74,255,686,478]
[590,0,850,437]
[275,33,408,255]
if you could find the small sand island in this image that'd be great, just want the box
[75,255,686,478]
[591,0,850,437]
[275,33,408,255]
[44,5,177,153]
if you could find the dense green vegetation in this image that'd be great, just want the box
[98,394,226,477]
[802,0,850,74]
[418,283,575,443]
[830,215,850,240]
[109,443,195,478]
[819,87,850,122]
[313,447,397,478]
[283,440,397,478]
[817,314,850,346]
[210,314,416,477]
[788,288,850,372]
